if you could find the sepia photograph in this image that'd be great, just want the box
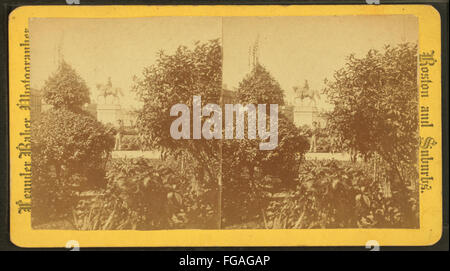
[29,15,420,231]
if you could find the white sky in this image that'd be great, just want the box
[30,17,222,110]
[222,15,418,108]
[30,15,417,110]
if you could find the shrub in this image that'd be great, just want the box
[32,60,114,226]
[42,60,90,111]
[169,155,220,229]
[72,156,220,230]
[324,44,419,193]
[222,169,271,226]
[263,160,418,228]
[221,116,309,226]
[32,108,114,225]
[99,158,185,229]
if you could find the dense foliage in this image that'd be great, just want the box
[237,63,285,105]
[324,43,419,183]
[32,61,114,225]
[263,160,418,229]
[34,42,420,231]
[222,63,309,226]
[73,157,218,230]
[103,158,185,229]
[33,108,114,223]
[323,43,419,227]
[42,60,90,111]
[132,39,222,185]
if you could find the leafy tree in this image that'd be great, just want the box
[222,64,308,225]
[42,60,90,111]
[132,40,222,226]
[229,63,307,183]
[34,109,114,183]
[132,41,308,227]
[33,108,114,223]
[32,61,114,225]
[323,43,419,227]
[133,40,222,182]
[260,116,309,181]
[324,43,418,183]
[237,63,285,105]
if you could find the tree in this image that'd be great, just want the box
[324,43,418,181]
[132,40,222,226]
[133,40,222,181]
[133,41,309,227]
[42,60,90,111]
[260,116,309,181]
[221,64,308,225]
[237,63,285,105]
[33,109,114,223]
[32,61,114,225]
[34,109,114,184]
[230,63,307,183]
[323,43,419,226]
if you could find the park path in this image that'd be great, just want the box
[112,150,352,161]
[304,152,351,161]
[112,150,161,159]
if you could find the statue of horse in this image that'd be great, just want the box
[293,80,320,106]
[96,77,123,104]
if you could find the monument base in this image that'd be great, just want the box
[293,105,320,127]
[97,104,122,126]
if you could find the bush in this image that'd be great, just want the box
[71,156,220,230]
[263,160,418,229]
[32,108,114,225]
[42,60,90,111]
[99,158,185,229]
[324,44,419,192]
[222,169,271,226]
[170,155,220,229]
[221,116,309,226]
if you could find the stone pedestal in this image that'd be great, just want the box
[97,103,122,126]
[293,97,319,127]
[294,107,316,127]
